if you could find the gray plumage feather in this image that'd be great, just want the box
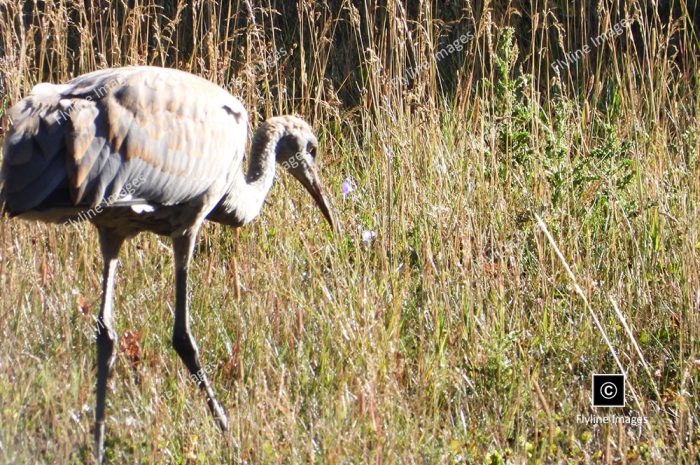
[1,66,248,217]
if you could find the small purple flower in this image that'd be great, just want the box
[341,178,355,198]
[361,230,376,242]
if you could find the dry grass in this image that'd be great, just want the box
[0,0,699,463]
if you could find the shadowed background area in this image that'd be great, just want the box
[0,1,698,463]
[2,1,698,119]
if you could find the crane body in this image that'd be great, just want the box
[1,66,335,463]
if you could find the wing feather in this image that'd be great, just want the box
[1,66,249,216]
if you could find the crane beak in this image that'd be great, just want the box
[293,166,337,232]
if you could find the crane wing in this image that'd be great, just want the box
[1,67,248,215]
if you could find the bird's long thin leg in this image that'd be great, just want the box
[171,229,229,431]
[94,229,125,464]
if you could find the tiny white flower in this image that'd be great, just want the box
[341,178,355,198]
[362,230,376,242]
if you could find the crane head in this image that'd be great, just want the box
[270,116,336,231]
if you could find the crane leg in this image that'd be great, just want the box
[171,229,229,431]
[94,229,125,464]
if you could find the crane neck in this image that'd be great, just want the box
[245,121,281,188]
[207,122,283,226]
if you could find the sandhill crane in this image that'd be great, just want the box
[0,66,335,463]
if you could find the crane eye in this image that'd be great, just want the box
[307,144,317,159]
